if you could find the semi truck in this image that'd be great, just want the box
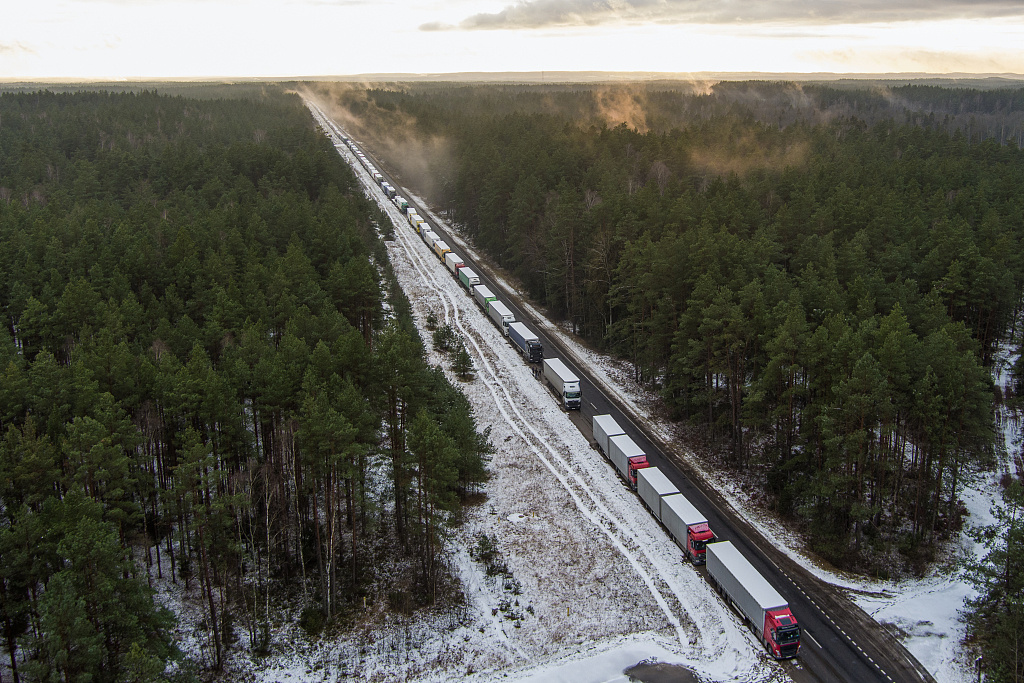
[395,197,408,211]
[636,467,678,521]
[458,267,480,291]
[706,541,801,659]
[508,322,543,362]
[487,300,515,335]
[661,493,715,564]
[607,433,650,488]
[433,240,451,261]
[444,252,464,275]
[542,358,581,410]
[423,230,438,247]
[473,285,497,310]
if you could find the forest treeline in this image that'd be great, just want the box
[320,81,1024,571]
[0,89,489,682]
[320,79,1024,677]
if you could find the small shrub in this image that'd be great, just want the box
[453,345,474,379]
[432,324,457,353]
[253,622,272,656]
[221,609,238,646]
[298,606,325,637]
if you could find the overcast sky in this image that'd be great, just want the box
[2,0,1023,79]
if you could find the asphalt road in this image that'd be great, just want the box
[315,108,935,683]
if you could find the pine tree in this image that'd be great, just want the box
[964,480,1024,683]
[452,346,474,379]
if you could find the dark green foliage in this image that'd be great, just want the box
[0,88,491,677]
[432,323,458,353]
[452,345,474,379]
[298,606,326,637]
[330,81,1024,572]
[963,481,1024,682]
[8,491,177,683]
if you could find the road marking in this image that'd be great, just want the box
[805,629,823,649]
[312,104,903,682]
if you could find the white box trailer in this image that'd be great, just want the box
[542,358,581,410]
[608,434,651,488]
[423,229,438,246]
[444,252,464,274]
[636,467,678,522]
[706,541,801,658]
[473,285,497,309]
[487,300,514,335]
[593,414,625,457]
[662,493,715,564]
[607,433,641,478]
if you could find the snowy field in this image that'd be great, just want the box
[291,101,790,682]
[441,219,1015,683]
[301,100,1014,683]
[402,173,1013,683]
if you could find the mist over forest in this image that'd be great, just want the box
[313,79,1024,678]
[0,78,1022,682]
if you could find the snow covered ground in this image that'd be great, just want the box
[465,248,1013,683]
[403,193,1014,683]
[301,100,1016,683]
[293,101,790,682]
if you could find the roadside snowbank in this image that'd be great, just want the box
[302,100,784,683]
[400,169,1014,683]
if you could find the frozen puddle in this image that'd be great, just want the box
[518,643,695,683]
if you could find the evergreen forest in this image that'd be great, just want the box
[318,80,1024,680]
[0,88,490,681]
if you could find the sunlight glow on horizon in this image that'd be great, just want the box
[2,0,1023,80]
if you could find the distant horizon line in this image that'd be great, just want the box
[2,70,1024,85]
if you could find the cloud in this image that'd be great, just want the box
[0,42,34,55]
[421,0,1024,31]
[419,21,455,31]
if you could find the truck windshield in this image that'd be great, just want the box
[776,627,800,644]
[566,391,581,399]
[691,539,706,551]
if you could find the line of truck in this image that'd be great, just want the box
[335,127,801,661]
[591,411,801,659]
[338,133,594,412]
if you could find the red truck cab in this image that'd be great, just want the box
[764,608,801,659]
[627,455,649,488]
[687,522,715,564]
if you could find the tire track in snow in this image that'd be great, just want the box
[309,102,768,678]
[390,194,689,649]
[311,101,691,643]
